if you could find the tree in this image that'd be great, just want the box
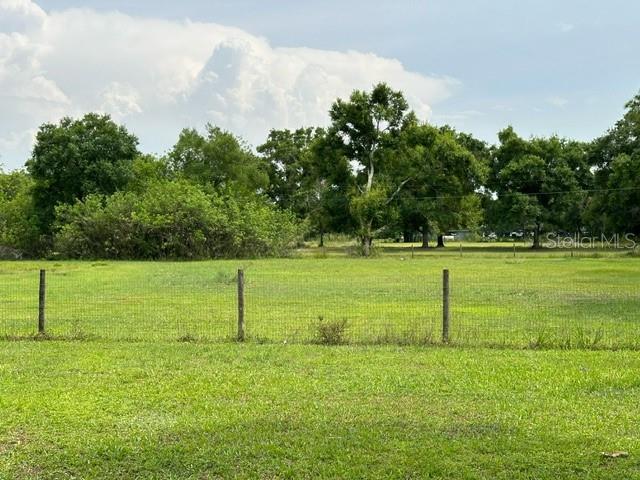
[318,83,415,255]
[258,127,319,213]
[585,152,640,236]
[489,127,590,248]
[168,124,268,193]
[586,91,640,235]
[0,169,40,254]
[258,127,340,246]
[127,154,171,193]
[397,125,487,248]
[26,113,139,235]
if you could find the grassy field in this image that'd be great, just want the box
[1,247,639,478]
[1,341,639,479]
[1,244,639,348]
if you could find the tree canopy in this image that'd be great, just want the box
[26,113,139,237]
[488,127,590,247]
[315,83,416,255]
[1,86,639,258]
[169,124,268,194]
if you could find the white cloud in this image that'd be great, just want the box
[557,22,575,33]
[0,0,46,32]
[0,0,459,168]
[546,96,569,108]
[432,109,483,122]
[99,82,142,117]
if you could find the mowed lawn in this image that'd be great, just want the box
[1,341,640,479]
[1,252,640,347]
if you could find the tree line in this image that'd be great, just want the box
[1,83,639,258]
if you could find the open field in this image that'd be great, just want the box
[1,246,639,348]
[1,341,640,479]
[303,240,638,259]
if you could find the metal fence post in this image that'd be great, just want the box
[38,269,46,335]
[442,269,450,343]
[237,269,245,341]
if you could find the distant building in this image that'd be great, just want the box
[447,230,473,240]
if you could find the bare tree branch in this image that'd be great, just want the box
[385,178,411,205]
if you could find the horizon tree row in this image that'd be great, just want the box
[1,84,638,258]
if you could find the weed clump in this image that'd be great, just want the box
[314,316,348,345]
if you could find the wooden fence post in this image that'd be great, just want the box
[237,269,245,341]
[38,269,46,335]
[442,269,450,343]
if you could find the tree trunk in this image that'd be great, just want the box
[436,234,445,248]
[532,224,542,249]
[362,235,373,257]
[421,231,429,249]
[318,231,324,248]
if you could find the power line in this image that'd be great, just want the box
[397,186,640,202]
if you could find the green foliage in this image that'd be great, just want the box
[53,181,301,259]
[168,124,269,193]
[0,169,40,254]
[587,92,640,234]
[127,154,171,192]
[397,124,487,246]
[5,89,640,258]
[26,113,139,234]
[258,127,322,215]
[488,127,590,246]
[586,152,640,235]
[348,183,397,239]
[258,128,336,245]
[317,83,415,254]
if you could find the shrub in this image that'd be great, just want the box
[0,170,41,255]
[314,316,349,345]
[53,180,302,259]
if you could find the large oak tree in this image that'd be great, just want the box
[26,113,139,236]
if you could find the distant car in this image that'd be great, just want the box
[486,232,498,240]
[510,231,524,238]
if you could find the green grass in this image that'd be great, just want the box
[1,341,640,479]
[1,247,640,348]
[303,239,636,258]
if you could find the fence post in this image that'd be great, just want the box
[237,269,245,342]
[442,269,450,343]
[38,269,46,335]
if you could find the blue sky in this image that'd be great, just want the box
[1,0,639,169]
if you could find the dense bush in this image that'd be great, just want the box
[53,181,301,259]
[0,170,41,255]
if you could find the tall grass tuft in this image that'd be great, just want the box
[314,316,349,345]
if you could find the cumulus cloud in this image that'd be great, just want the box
[0,0,459,169]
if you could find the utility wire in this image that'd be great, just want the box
[392,186,640,202]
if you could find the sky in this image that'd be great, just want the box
[1,0,639,170]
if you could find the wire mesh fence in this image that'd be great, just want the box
[1,261,639,348]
